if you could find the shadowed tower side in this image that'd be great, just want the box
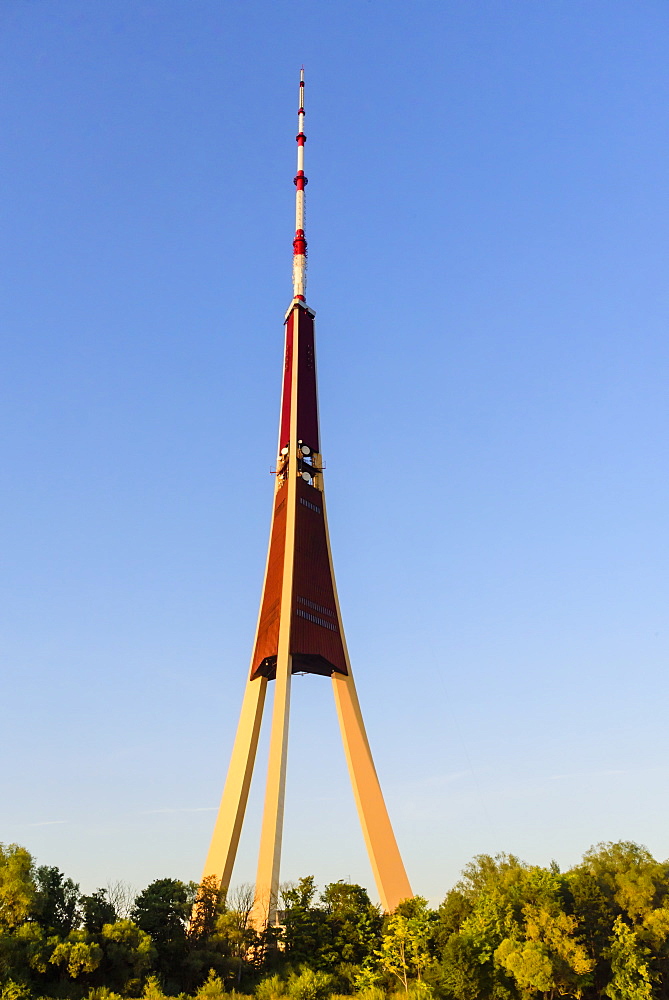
[201,70,412,927]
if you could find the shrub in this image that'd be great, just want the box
[143,976,168,1000]
[255,975,285,1000]
[286,969,334,1000]
[0,983,31,1000]
[196,971,226,1000]
[355,989,385,1000]
[87,989,124,1000]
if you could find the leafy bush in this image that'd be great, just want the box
[0,983,32,1000]
[196,971,226,1000]
[286,969,334,1000]
[143,975,169,1000]
[87,989,124,1000]
[255,975,285,1000]
[354,989,385,1000]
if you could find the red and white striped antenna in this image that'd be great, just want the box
[292,67,308,302]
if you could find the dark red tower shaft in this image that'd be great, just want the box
[252,305,347,679]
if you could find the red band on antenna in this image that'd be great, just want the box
[293,231,307,257]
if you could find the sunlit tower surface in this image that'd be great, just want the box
[202,71,412,927]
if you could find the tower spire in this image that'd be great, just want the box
[292,67,307,301]
[200,68,412,930]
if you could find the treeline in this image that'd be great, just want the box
[1,840,668,1000]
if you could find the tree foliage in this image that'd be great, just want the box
[34,866,80,936]
[1,840,669,999]
[0,846,34,931]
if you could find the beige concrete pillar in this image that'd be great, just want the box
[250,650,292,927]
[332,670,413,912]
[201,674,267,893]
[250,306,301,928]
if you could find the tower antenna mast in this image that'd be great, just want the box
[293,67,308,302]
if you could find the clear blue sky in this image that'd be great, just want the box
[2,0,668,905]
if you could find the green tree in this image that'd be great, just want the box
[435,854,592,1000]
[435,890,473,946]
[436,933,484,1000]
[49,930,103,978]
[495,938,554,995]
[605,917,653,1000]
[34,865,81,935]
[190,876,222,942]
[215,884,257,985]
[579,842,666,925]
[319,882,382,973]
[573,840,669,994]
[282,879,329,970]
[568,863,614,988]
[132,878,193,948]
[82,890,117,934]
[132,878,194,990]
[377,897,434,993]
[495,903,594,996]
[0,845,35,931]
[450,853,527,975]
[97,919,155,993]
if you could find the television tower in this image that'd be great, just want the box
[202,70,412,926]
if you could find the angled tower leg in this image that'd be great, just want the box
[251,294,300,928]
[201,674,267,892]
[332,670,413,912]
[251,650,292,927]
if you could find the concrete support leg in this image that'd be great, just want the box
[201,674,268,893]
[251,651,292,927]
[332,670,412,912]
